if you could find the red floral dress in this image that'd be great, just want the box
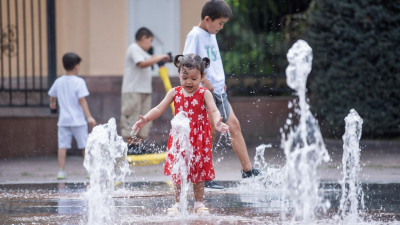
[164,86,215,184]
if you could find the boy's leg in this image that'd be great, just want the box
[225,103,252,172]
[72,125,89,178]
[73,124,88,157]
[57,126,72,178]
[58,148,68,170]
[121,93,152,154]
[121,92,138,143]
[205,112,224,189]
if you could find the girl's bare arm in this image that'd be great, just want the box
[132,89,175,134]
[204,90,229,133]
[143,88,175,122]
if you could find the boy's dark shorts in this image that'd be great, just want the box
[213,93,230,123]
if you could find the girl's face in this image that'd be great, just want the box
[179,68,203,93]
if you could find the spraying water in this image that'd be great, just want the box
[281,39,330,223]
[338,109,364,223]
[249,144,286,190]
[83,118,130,224]
[168,111,193,216]
[254,144,271,170]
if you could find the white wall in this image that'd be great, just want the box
[127,0,181,76]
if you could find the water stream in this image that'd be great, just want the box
[83,118,130,224]
[167,111,193,216]
[281,39,331,223]
[338,109,365,224]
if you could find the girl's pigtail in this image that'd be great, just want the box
[202,57,211,69]
[174,55,184,68]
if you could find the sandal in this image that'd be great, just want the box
[194,202,210,216]
[167,203,180,217]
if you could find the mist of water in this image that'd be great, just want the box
[338,109,365,224]
[281,39,330,223]
[83,118,130,225]
[168,111,193,216]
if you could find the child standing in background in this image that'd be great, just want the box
[121,27,170,154]
[48,52,96,180]
[132,54,229,215]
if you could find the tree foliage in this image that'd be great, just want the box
[306,0,400,138]
[219,0,311,76]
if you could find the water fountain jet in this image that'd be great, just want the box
[338,109,364,224]
[281,39,330,223]
[167,111,193,216]
[83,118,130,225]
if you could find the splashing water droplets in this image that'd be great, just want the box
[168,111,193,216]
[83,118,130,225]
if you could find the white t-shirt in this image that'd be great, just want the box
[48,75,89,127]
[122,42,152,93]
[183,26,226,95]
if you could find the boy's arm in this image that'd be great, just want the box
[50,97,57,109]
[201,75,214,93]
[48,80,58,109]
[137,54,170,68]
[204,90,229,133]
[78,97,96,127]
[132,89,174,134]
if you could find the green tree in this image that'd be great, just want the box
[306,0,400,138]
[219,0,311,76]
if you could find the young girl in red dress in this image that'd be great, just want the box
[132,53,229,216]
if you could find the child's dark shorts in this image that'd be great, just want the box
[212,92,230,123]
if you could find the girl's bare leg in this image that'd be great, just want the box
[174,184,181,202]
[193,181,205,202]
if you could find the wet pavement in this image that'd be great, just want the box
[1,140,400,224]
[1,140,400,184]
[1,181,400,224]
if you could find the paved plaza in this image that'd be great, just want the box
[1,140,399,184]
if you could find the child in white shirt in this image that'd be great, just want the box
[48,52,96,180]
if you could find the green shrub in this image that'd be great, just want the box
[306,0,400,138]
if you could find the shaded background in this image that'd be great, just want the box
[0,0,398,158]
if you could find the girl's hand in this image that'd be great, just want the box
[215,117,229,134]
[132,115,148,134]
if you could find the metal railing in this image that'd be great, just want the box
[0,0,56,107]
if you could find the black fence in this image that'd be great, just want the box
[0,0,56,107]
